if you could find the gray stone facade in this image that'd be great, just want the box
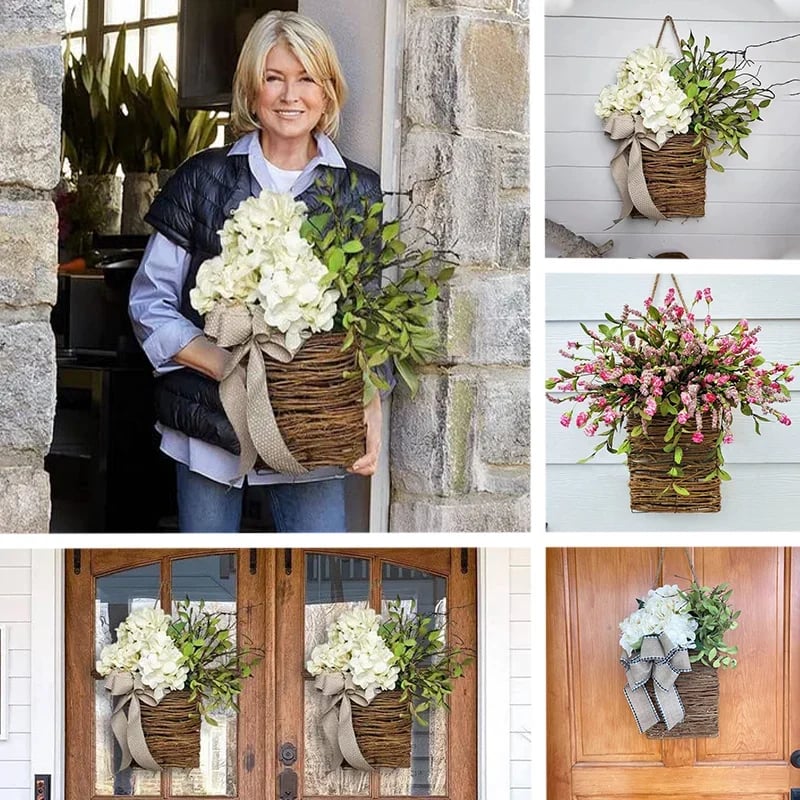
[0,1,62,532]
[390,0,530,531]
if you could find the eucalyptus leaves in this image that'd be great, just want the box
[680,581,741,668]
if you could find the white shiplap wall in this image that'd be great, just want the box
[509,549,532,800]
[0,551,31,800]
[545,0,800,258]
[546,274,800,530]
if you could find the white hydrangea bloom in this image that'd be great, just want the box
[189,189,340,348]
[619,584,698,655]
[594,45,692,143]
[307,606,399,701]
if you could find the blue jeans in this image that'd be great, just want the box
[176,464,348,532]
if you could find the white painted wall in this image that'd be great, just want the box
[546,273,800,530]
[509,549,532,800]
[545,0,800,258]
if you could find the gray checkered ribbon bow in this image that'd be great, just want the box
[620,633,691,733]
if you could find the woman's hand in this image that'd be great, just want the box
[348,394,382,476]
[174,336,232,381]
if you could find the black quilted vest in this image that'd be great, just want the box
[144,141,381,455]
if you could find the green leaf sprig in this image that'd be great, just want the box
[378,599,473,725]
[300,170,458,398]
[679,582,741,668]
[168,599,263,724]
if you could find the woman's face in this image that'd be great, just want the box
[255,42,327,148]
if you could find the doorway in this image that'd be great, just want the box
[65,548,477,799]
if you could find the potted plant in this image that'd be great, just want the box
[184,179,456,476]
[96,600,261,771]
[619,576,740,737]
[595,16,785,221]
[546,284,796,512]
[61,34,127,236]
[306,602,472,770]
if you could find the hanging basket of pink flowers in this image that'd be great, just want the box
[546,282,796,513]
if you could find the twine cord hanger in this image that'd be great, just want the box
[652,547,699,589]
[655,15,682,50]
[650,273,689,311]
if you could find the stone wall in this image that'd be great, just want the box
[0,1,62,532]
[390,0,530,531]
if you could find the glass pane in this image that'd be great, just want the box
[380,564,448,797]
[143,23,177,77]
[63,36,85,60]
[304,554,371,796]
[64,0,86,32]
[170,554,238,797]
[105,0,142,25]
[104,29,140,72]
[95,562,162,796]
[145,0,178,17]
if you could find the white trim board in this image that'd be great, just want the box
[0,623,7,741]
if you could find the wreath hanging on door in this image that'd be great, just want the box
[618,550,740,738]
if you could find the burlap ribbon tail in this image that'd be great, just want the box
[104,671,161,772]
[314,673,374,772]
[620,633,691,732]
[205,302,308,478]
[604,113,668,223]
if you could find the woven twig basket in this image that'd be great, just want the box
[645,661,719,738]
[138,691,201,769]
[264,332,365,469]
[635,134,707,218]
[627,414,721,513]
[350,690,412,769]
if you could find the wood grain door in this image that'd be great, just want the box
[64,549,477,800]
[547,547,800,800]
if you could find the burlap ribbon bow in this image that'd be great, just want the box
[620,633,691,732]
[105,671,161,772]
[204,302,308,478]
[604,112,668,223]
[314,673,374,772]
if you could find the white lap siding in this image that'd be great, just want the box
[509,549,532,800]
[0,551,32,800]
[546,274,800,530]
[545,0,800,258]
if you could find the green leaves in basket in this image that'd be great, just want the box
[169,599,263,724]
[679,582,741,669]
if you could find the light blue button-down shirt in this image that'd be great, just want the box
[129,130,352,487]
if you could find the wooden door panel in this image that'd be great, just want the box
[549,547,800,800]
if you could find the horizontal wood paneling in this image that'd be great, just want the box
[547,463,800,530]
[545,3,800,257]
[0,570,30,596]
[0,734,30,760]
[510,649,531,678]
[0,554,30,568]
[0,598,29,623]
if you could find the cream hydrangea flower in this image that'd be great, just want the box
[595,45,692,144]
[307,606,399,701]
[619,584,698,655]
[189,189,340,349]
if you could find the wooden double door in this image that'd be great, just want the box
[547,547,800,800]
[65,549,477,800]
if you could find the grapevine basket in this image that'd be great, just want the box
[626,414,721,513]
[633,133,707,218]
[645,660,719,738]
[138,691,201,769]
[349,690,412,769]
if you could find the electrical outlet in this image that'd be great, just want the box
[34,775,50,800]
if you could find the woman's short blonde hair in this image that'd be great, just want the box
[230,11,348,140]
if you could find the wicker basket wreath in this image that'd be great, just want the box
[138,691,202,768]
[349,690,413,769]
[645,661,719,738]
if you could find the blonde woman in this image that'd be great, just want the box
[129,11,386,532]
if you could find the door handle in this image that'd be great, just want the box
[792,749,800,768]
[278,742,298,800]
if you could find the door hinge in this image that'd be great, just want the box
[460,548,469,574]
[284,549,292,575]
[73,550,81,575]
[249,548,257,574]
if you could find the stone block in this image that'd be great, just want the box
[390,371,476,496]
[499,198,530,270]
[0,46,62,191]
[500,145,529,189]
[0,200,58,307]
[429,0,511,8]
[444,273,529,364]
[0,322,55,452]
[515,0,529,18]
[401,130,500,263]
[390,491,530,532]
[461,19,529,134]
[0,0,63,36]
[476,370,530,463]
[473,463,530,494]
[0,466,50,532]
